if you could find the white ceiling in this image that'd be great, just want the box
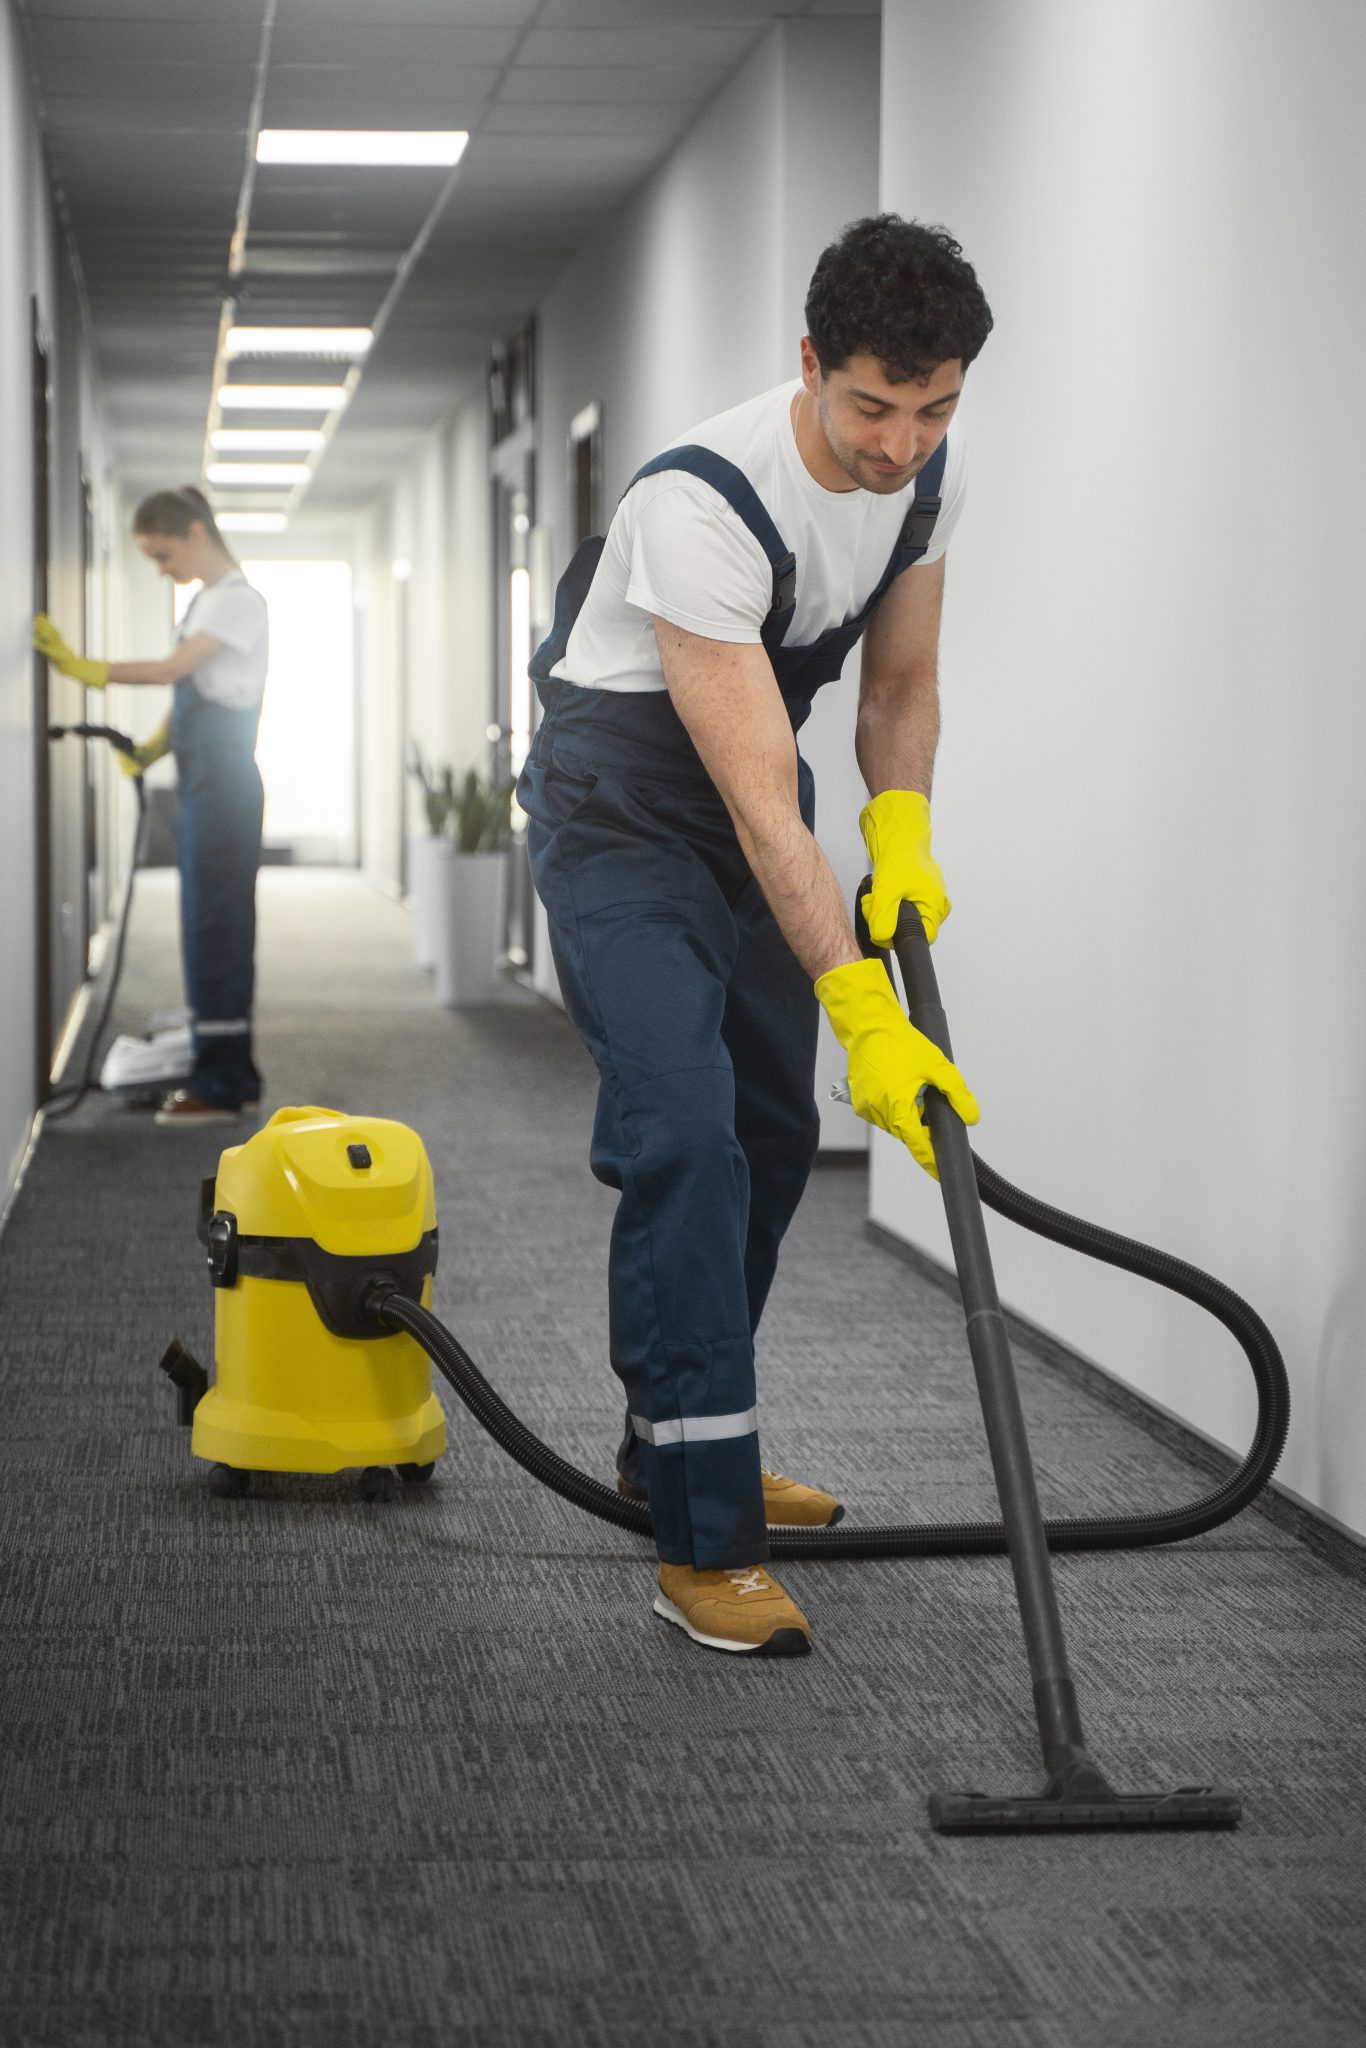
[19,0,878,515]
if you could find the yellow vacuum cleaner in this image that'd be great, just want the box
[159,1106,444,1502]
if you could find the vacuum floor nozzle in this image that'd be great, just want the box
[928,1784,1242,1834]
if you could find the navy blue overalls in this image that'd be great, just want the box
[517,439,946,1568]
[171,678,265,1108]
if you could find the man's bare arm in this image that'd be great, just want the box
[652,618,861,981]
[855,555,945,798]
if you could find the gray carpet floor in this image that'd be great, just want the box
[1,868,1363,2048]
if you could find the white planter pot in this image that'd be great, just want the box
[431,845,507,1007]
[407,832,444,969]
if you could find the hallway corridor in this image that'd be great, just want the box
[2,871,1363,2047]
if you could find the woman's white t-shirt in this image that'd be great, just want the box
[552,379,966,695]
[175,570,269,710]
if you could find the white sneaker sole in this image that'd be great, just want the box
[652,1593,811,1657]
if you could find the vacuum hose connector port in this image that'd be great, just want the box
[158,1339,209,1426]
[360,1279,400,1333]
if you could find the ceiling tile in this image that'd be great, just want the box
[516,26,761,67]
[275,0,538,24]
[498,64,730,104]
[22,0,266,18]
[30,18,262,61]
[481,99,694,137]
[260,75,499,125]
[40,97,248,135]
[34,60,256,103]
[268,24,518,67]
[532,0,789,22]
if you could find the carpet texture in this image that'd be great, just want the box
[1,869,1363,2048]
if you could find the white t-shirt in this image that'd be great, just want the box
[552,379,966,694]
[175,570,269,710]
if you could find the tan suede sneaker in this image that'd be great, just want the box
[618,1466,843,1528]
[654,1563,812,1656]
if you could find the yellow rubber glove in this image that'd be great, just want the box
[33,613,109,689]
[859,788,950,945]
[117,722,171,778]
[816,956,979,1180]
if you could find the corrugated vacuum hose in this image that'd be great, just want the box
[364,886,1289,1833]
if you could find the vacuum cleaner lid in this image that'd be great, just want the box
[214,1106,436,1255]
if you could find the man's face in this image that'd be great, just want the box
[800,341,963,495]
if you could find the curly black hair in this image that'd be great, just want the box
[805,214,994,383]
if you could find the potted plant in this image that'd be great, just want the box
[431,762,518,1007]
[407,745,455,969]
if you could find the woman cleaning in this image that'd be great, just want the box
[35,485,269,1127]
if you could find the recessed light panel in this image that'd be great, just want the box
[225,328,372,358]
[257,130,469,167]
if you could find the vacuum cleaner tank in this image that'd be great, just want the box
[215,1105,436,1254]
[191,1106,445,1480]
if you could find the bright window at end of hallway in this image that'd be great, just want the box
[243,559,355,862]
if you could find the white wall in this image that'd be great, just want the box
[877,0,1366,1538]
[358,395,492,894]
[533,17,881,1146]
[0,0,113,1207]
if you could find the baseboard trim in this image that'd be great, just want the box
[866,1217,1366,1586]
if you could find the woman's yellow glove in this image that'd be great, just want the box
[33,613,109,689]
[859,788,950,945]
[117,723,172,778]
[816,956,979,1180]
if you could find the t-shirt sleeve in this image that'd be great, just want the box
[197,580,267,655]
[624,479,774,644]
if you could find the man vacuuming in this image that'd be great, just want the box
[519,215,994,1656]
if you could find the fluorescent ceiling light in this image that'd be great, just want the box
[216,513,289,534]
[211,428,324,452]
[218,385,347,411]
[207,462,311,485]
[257,129,469,167]
[225,327,372,358]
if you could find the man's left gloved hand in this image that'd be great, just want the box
[33,613,110,689]
[859,788,950,946]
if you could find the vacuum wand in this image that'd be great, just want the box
[879,896,1240,1833]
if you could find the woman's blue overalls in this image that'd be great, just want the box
[171,679,265,1108]
[517,440,945,1568]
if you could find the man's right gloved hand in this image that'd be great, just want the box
[815,956,979,1180]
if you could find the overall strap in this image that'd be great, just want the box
[895,435,949,559]
[626,445,796,620]
[849,434,951,631]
